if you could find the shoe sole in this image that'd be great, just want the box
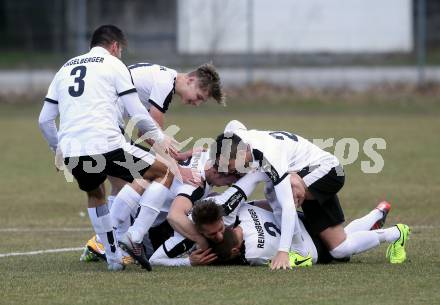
[118,241,152,271]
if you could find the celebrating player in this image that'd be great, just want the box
[150,198,410,267]
[211,120,410,267]
[38,25,176,271]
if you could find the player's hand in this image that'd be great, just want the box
[171,150,192,162]
[54,147,64,172]
[189,248,217,266]
[179,166,204,188]
[290,173,306,208]
[157,135,179,156]
[270,251,291,270]
[195,237,210,251]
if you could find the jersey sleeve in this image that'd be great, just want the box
[149,233,195,266]
[111,58,137,97]
[148,68,176,113]
[253,147,289,186]
[176,184,205,205]
[273,175,298,252]
[44,72,59,104]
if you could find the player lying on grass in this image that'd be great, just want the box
[150,198,410,266]
[211,120,410,268]
[81,150,261,267]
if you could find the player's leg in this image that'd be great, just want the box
[307,197,409,263]
[108,176,128,209]
[81,177,129,262]
[344,201,391,234]
[302,197,382,261]
[110,178,143,242]
[126,158,173,243]
[105,145,173,269]
[328,223,410,263]
[65,155,123,271]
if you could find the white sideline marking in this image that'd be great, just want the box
[0,228,92,232]
[0,247,83,258]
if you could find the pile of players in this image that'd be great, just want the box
[38,25,410,271]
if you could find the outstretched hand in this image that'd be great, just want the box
[270,251,291,270]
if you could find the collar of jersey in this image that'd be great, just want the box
[89,46,110,55]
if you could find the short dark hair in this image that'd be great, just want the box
[90,25,127,49]
[211,226,238,261]
[192,199,224,231]
[188,63,225,105]
[210,133,244,167]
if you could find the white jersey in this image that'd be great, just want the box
[226,120,340,187]
[149,150,212,228]
[238,203,318,265]
[45,47,136,157]
[128,63,177,113]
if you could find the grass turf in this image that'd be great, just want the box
[0,98,439,305]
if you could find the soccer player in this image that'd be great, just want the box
[212,120,410,266]
[212,120,323,269]
[82,149,254,264]
[81,62,225,262]
[110,61,225,240]
[108,61,224,202]
[38,25,176,271]
[195,199,410,265]
[150,199,410,267]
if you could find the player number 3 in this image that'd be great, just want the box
[68,65,87,97]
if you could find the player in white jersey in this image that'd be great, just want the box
[212,120,410,266]
[81,61,225,264]
[150,197,410,267]
[211,120,330,269]
[110,61,224,202]
[38,25,177,271]
[82,150,255,266]
[193,199,410,266]
[127,62,224,130]
[150,200,316,267]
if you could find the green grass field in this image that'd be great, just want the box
[0,96,439,305]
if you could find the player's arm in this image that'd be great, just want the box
[39,72,60,152]
[120,93,164,143]
[210,171,267,224]
[269,174,300,269]
[149,106,164,129]
[167,195,208,249]
[273,175,298,253]
[150,234,194,266]
[261,153,297,269]
[38,101,59,152]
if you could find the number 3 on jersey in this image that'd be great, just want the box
[68,66,87,97]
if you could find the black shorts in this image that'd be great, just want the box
[298,211,349,264]
[148,220,175,251]
[64,144,154,192]
[298,212,333,264]
[300,166,345,234]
